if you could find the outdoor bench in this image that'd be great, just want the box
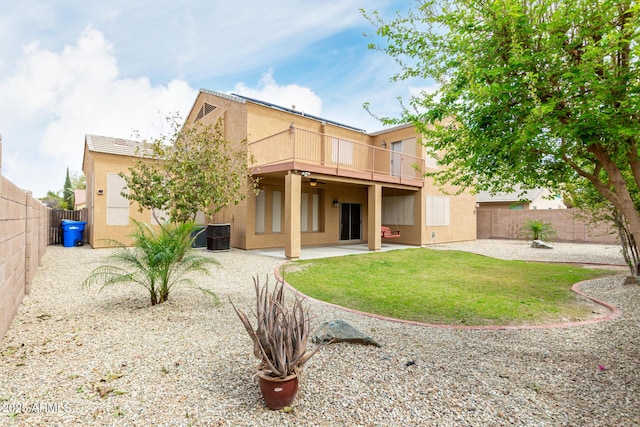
[381,226,400,238]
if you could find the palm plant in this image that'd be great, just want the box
[520,219,557,241]
[83,220,219,305]
[231,275,320,379]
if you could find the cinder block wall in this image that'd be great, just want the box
[477,208,617,244]
[0,140,50,340]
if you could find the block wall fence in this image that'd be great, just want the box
[0,138,50,340]
[477,208,618,244]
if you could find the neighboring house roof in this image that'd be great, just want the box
[85,134,147,157]
[369,123,414,136]
[198,89,368,133]
[74,189,86,206]
[476,188,543,203]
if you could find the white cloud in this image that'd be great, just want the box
[174,1,372,80]
[233,70,322,116]
[409,83,440,99]
[0,0,410,197]
[0,26,197,197]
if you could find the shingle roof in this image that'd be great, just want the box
[85,134,147,157]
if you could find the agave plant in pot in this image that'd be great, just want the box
[231,275,321,410]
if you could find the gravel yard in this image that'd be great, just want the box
[0,240,638,426]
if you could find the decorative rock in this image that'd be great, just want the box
[531,240,553,249]
[312,319,382,347]
[2,241,635,426]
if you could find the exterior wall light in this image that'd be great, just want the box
[333,199,339,208]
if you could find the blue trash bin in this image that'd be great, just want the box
[61,220,87,247]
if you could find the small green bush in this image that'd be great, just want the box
[520,219,557,241]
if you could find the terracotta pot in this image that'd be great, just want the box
[257,372,299,409]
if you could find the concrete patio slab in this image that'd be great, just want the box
[250,243,418,260]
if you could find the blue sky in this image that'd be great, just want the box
[0,0,430,197]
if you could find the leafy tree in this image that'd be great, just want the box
[40,190,64,209]
[364,1,640,255]
[121,116,259,223]
[40,171,85,209]
[63,167,73,209]
[83,220,219,306]
[566,178,640,274]
[71,172,86,190]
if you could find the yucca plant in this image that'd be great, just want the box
[83,219,219,305]
[231,275,321,379]
[520,219,557,241]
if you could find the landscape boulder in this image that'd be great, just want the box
[312,319,381,347]
[531,239,553,249]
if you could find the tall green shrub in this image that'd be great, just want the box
[63,167,73,210]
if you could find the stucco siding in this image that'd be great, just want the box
[83,150,156,248]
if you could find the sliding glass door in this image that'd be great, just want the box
[339,203,361,241]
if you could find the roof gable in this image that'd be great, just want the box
[195,89,369,133]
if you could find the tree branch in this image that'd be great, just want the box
[563,152,620,209]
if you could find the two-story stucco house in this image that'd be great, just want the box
[82,90,476,257]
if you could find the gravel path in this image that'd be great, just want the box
[0,241,638,426]
[427,239,627,266]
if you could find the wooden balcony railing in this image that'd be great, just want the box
[248,128,425,186]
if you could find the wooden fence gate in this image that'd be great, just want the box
[49,209,88,245]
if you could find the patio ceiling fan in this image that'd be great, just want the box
[305,178,326,187]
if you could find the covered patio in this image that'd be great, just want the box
[245,124,427,259]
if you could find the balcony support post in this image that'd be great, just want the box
[368,184,382,251]
[284,171,301,259]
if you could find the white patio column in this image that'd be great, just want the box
[368,184,382,251]
[284,171,301,259]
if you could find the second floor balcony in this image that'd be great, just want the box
[248,128,425,187]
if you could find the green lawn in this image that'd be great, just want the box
[280,248,616,326]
